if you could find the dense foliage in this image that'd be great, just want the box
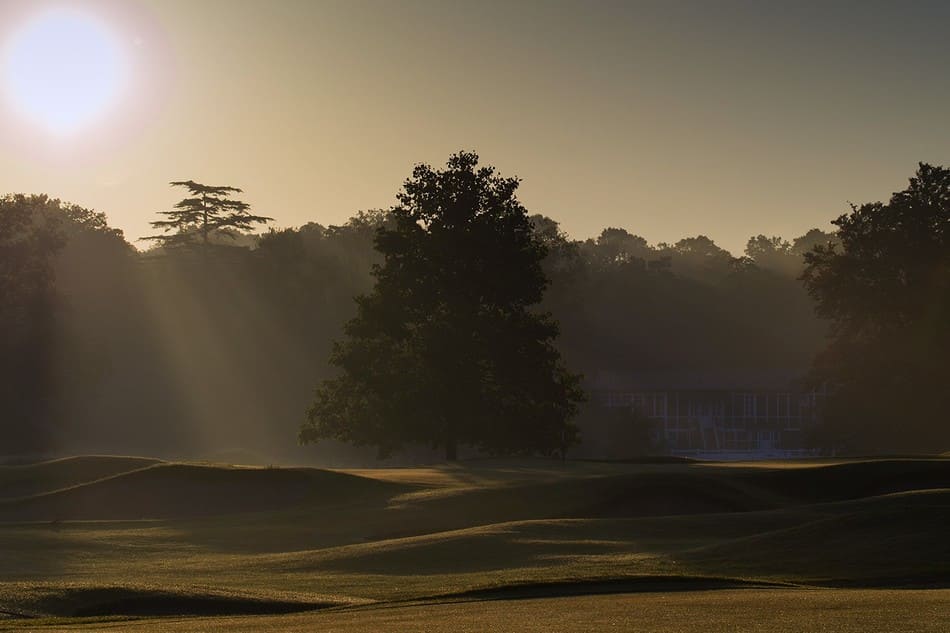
[301,153,585,459]
[12,160,944,460]
[802,163,949,452]
[0,193,832,460]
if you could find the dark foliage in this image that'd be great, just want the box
[0,183,837,461]
[19,159,944,461]
[802,163,950,452]
[302,152,585,459]
[0,196,70,450]
[143,181,272,248]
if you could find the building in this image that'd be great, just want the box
[589,370,825,459]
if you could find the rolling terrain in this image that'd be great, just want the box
[0,455,947,630]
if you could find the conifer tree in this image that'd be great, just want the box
[144,180,271,247]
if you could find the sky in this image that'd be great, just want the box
[1,0,948,254]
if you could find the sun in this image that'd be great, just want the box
[2,8,127,135]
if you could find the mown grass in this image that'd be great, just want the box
[0,456,160,500]
[8,590,949,632]
[0,455,946,627]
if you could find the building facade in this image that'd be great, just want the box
[590,370,825,459]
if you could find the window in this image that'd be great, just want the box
[652,393,667,418]
[740,393,755,418]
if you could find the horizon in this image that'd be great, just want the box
[3,0,949,254]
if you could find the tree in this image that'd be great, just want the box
[143,180,271,248]
[583,227,655,271]
[744,231,839,277]
[801,163,950,452]
[745,235,795,275]
[529,215,583,283]
[791,228,836,258]
[0,195,64,317]
[656,235,735,281]
[300,152,585,460]
[0,195,67,450]
[574,403,659,459]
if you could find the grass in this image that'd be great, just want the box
[0,461,408,521]
[8,590,949,632]
[0,455,946,629]
[0,456,161,500]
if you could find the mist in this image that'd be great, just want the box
[1,193,835,465]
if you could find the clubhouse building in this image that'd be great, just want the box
[583,370,826,459]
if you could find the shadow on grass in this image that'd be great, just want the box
[5,586,340,619]
[431,575,796,603]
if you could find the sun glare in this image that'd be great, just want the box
[2,8,127,135]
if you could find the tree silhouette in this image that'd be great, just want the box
[0,194,64,312]
[300,152,585,460]
[143,181,271,248]
[802,163,950,452]
[1,187,839,459]
[0,195,67,451]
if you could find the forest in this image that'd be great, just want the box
[4,158,948,462]
[1,185,833,463]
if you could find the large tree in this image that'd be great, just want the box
[802,163,950,452]
[301,152,585,460]
[143,180,271,248]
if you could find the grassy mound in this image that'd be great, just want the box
[0,462,411,522]
[369,459,950,538]
[683,489,950,586]
[572,471,775,517]
[237,488,947,585]
[0,456,160,500]
[727,458,950,504]
[368,469,776,540]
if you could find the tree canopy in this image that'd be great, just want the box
[301,152,585,459]
[1,168,853,462]
[802,163,949,451]
[0,194,65,315]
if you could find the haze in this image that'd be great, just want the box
[2,0,948,253]
[2,0,949,630]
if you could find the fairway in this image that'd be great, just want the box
[0,456,947,629]
[11,590,950,633]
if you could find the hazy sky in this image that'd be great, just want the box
[1,0,948,253]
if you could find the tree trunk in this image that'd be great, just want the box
[444,437,458,461]
[202,195,209,246]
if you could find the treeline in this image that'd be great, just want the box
[1,192,831,461]
[536,219,831,374]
